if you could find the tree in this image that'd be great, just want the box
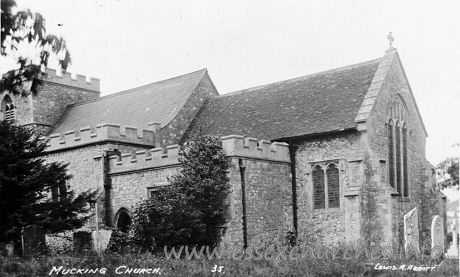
[1,0,71,95]
[131,133,231,251]
[0,120,97,244]
[437,157,459,190]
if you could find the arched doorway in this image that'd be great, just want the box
[115,208,131,233]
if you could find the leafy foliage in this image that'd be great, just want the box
[0,120,97,244]
[437,157,459,190]
[106,228,140,254]
[131,133,231,251]
[1,0,71,95]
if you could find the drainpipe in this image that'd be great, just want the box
[102,149,121,227]
[288,144,299,238]
[238,159,248,249]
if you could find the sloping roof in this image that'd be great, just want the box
[50,69,208,134]
[187,59,381,140]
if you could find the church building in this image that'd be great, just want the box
[0,47,446,252]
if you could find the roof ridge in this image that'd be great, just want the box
[67,68,208,108]
[161,68,210,127]
[218,57,382,98]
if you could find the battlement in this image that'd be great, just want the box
[40,68,100,92]
[108,144,180,174]
[107,134,291,174]
[221,135,290,162]
[42,124,156,151]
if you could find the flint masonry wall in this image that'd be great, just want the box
[221,136,293,247]
[293,131,365,245]
[0,91,32,125]
[365,52,446,251]
[0,69,100,135]
[161,73,218,146]
[105,135,293,247]
[42,124,156,230]
[107,144,181,219]
[32,68,100,135]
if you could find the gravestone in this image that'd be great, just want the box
[92,229,112,256]
[430,215,444,257]
[2,242,15,257]
[73,231,93,252]
[403,207,420,255]
[22,225,46,254]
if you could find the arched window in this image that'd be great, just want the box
[327,164,340,208]
[402,123,408,196]
[115,208,131,233]
[312,162,341,209]
[388,120,395,188]
[395,121,402,194]
[387,96,409,197]
[312,165,325,209]
[1,95,15,122]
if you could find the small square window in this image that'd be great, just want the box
[147,187,160,198]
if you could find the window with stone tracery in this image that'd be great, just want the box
[386,96,409,197]
[313,165,325,209]
[312,161,340,209]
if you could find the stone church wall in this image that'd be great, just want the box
[1,70,100,135]
[365,54,446,252]
[225,157,293,247]
[107,144,181,222]
[32,82,99,133]
[104,135,293,247]
[110,167,181,222]
[0,69,99,135]
[293,131,364,245]
[220,136,293,247]
[43,142,150,230]
[160,74,218,146]
[0,91,33,125]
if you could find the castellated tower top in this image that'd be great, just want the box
[41,68,100,92]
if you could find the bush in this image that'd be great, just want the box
[106,229,134,254]
[131,133,231,251]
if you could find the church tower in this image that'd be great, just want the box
[0,68,100,135]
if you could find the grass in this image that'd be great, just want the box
[0,247,458,277]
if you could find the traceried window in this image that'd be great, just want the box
[402,124,408,196]
[327,164,340,208]
[312,165,325,209]
[312,162,340,209]
[1,95,15,122]
[388,120,395,188]
[395,122,402,192]
[387,96,409,197]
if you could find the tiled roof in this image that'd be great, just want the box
[187,59,381,140]
[50,69,208,134]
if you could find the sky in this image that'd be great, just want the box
[1,0,459,167]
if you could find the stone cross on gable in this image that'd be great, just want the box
[387,32,395,49]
